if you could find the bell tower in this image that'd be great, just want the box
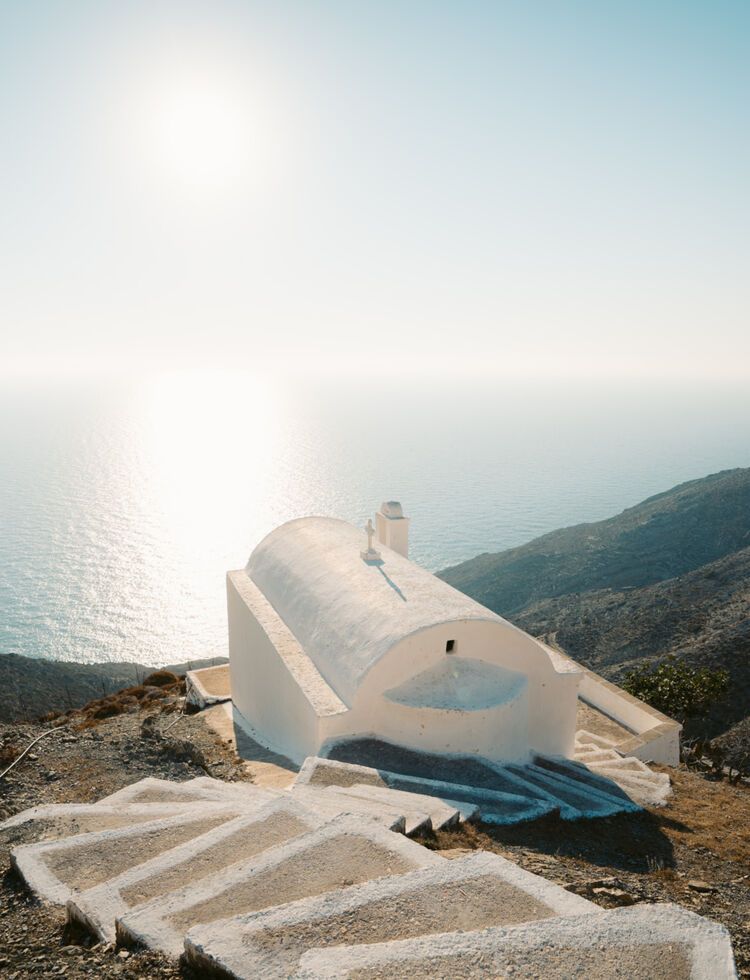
[375,500,409,558]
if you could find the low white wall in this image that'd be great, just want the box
[579,669,682,766]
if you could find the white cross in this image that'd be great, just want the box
[365,518,376,552]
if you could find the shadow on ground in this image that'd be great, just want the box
[429,808,678,875]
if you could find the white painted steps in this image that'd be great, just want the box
[184,850,596,979]
[67,797,325,944]
[0,801,235,844]
[116,813,443,957]
[1,775,734,976]
[295,756,558,825]
[300,752,643,823]
[11,802,253,905]
[96,775,274,807]
[574,730,672,806]
[290,785,419,835]
[295,903,737,980]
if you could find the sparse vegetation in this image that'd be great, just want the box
[623,655,729,725]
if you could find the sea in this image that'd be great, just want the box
[2,373,749,667]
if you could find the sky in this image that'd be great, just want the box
[1,0,748,381]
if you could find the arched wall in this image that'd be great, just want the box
[335,620,579,761]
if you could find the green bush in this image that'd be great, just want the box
[623,655,729,722]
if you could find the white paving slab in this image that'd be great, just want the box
[289,785,407,834]
[97,775,276,807]
[68,797,324,943]
[116,813,444,957]
[328,783,463,830]
[185,850,596,979]
[296,903,738,980]
[11,802,249,905]
[0,802,222,844]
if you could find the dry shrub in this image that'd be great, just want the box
[90,701,126,720]
[68,673,185,728]
[142,670,180,688]
[0,738,20,765]
[37,710,63,723]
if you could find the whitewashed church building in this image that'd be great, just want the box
[227,502,583,765]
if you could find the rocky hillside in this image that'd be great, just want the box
[513,547,750,740]
[0,654,227,724]
[439,468,750,741]
[440,468,750,613]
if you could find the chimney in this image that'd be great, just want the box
[375,501,409,558]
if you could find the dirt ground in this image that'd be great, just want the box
[0,697,251,979]
[1,698,748,978]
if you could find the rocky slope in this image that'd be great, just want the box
[439,468,750,742]
[0,655,227,724]
[513,547,750,740]
[440,467,750,613]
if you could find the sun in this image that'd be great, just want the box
[152,77,249,190]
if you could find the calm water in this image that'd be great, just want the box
[2,373,749,667]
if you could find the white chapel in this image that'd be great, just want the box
[227,502,582,765]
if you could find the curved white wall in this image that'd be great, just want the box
[324,620,579,763]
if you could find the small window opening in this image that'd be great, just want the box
[445,639,455,653]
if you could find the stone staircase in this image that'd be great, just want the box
[317,733,671,819]
[574,730,673,806]
[1,766,732,978]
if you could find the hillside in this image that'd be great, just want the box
[0,654,227,724]
[440,468,750,614]
[439,468,750,742]
[513,547,750,740]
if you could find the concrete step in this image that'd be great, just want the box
[573,747,623,764]
[292,777,462,833]
[97,776,275,807]
[294,903,737,980]
[289,785,409,834]
[584,754,650,773]
[594,768,672,806]
[301,753,641,824]
[116,813,444,957]
[329,783,462,830]
[571,735,673,806]
[592,762,670,788]
[295,757,554,825]
[184,850,596,979]
[11,802,252,905]
[321,787,432,836]
[0,802,226,848]
[533,755,641,806]
[575,729,620,750]
[505,763,640,819]
[295,756,478,816]
[67,797,325,944]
